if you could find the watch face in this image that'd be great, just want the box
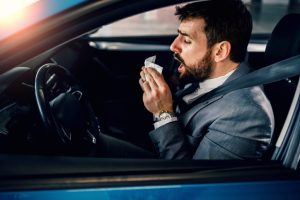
[159,112,172,120]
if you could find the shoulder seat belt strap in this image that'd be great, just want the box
[188,55,300,108]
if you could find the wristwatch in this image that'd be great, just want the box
[154,111,176,122]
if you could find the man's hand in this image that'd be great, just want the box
[139,67,174,117]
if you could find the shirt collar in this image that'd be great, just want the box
[182,69,236,104]
[199,69,235,90]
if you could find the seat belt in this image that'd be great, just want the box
[187,55,300,108]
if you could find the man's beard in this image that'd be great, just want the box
[174,49,213,85]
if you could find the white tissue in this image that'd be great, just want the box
[144,55,163,74]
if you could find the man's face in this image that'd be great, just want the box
[170,17,214,84]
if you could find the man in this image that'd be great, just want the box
[139,0,274,159]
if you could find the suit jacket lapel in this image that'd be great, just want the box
[181,95,223,126]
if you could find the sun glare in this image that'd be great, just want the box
[0,0,39,23]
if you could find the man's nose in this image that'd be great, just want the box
[170,36,181,53]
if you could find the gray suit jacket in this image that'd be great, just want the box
[149,63,274,160]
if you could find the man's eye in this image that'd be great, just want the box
[184,39,191,44]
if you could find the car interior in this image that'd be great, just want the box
[0,1,298,162]
[259,13,300,158]
[0,1,300,195]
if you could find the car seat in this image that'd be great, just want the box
[263,13,300,158]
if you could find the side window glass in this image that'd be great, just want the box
[91,5,179,37]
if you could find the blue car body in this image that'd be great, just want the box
[1,181,300,200]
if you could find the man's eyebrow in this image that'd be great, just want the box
[177,29,191,38]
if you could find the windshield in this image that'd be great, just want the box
[0,0,89,41]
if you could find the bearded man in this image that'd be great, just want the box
[139,0,274,160]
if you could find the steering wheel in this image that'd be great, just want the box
[35,63,101,150]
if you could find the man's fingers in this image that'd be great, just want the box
[139,78,151,93]
[144,67,165,86]
[145,73,159,89]
[140,67,146,82]
[139,78,144,91]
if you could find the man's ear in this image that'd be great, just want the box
[213,41,231,62]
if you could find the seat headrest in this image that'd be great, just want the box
[265,13,300,66]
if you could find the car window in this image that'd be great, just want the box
[91,5,179,37]
[91,0,300,37]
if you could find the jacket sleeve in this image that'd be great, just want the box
[149,121,192,159]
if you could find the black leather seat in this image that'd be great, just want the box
[263,13,300,157]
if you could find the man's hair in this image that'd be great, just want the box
[175,0,252,62]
